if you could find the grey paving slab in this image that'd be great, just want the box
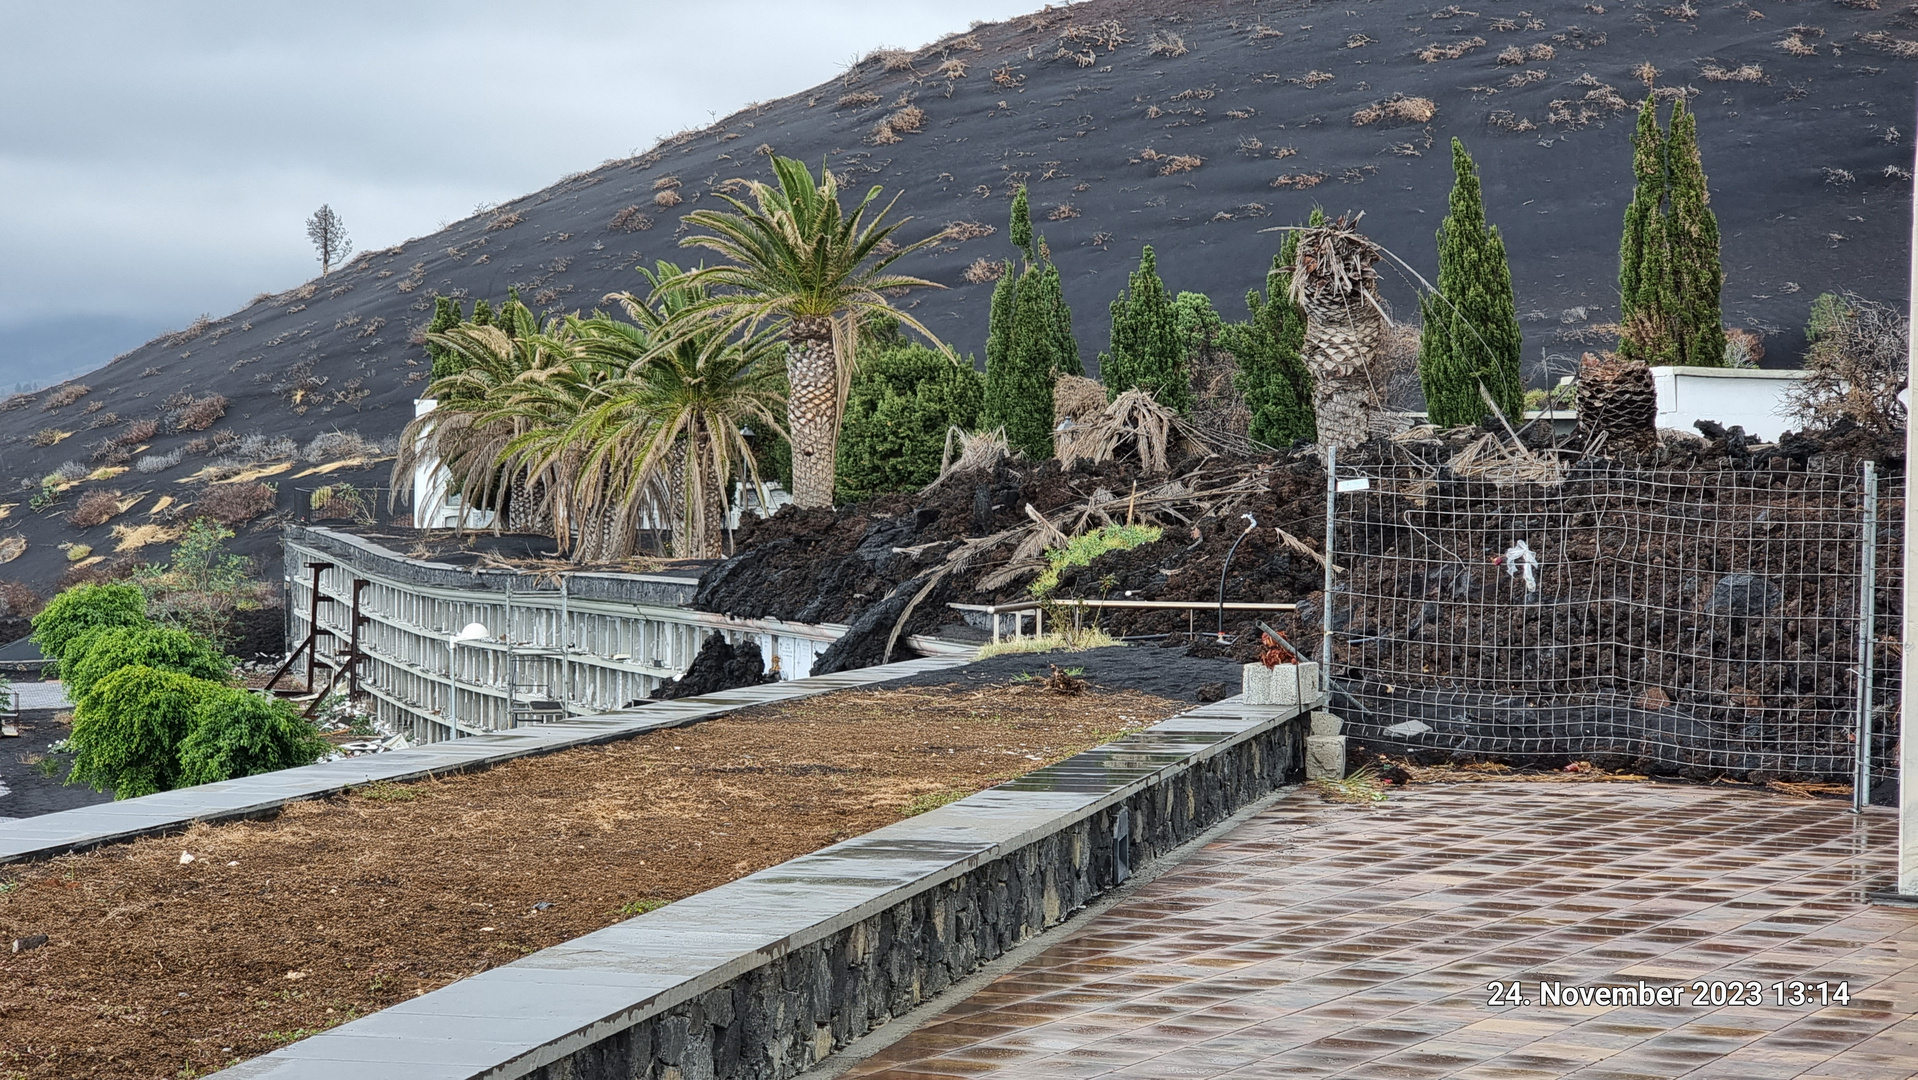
[0,654,970,864]
[253,1032,536,1068]
[213,1059,473,1080]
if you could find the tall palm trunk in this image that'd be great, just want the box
[678,423,731,558]
[1289,220,1387,450]
[786,317,839,508]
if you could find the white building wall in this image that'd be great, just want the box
[1652,366,1807,442]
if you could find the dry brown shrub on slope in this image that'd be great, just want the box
[1418,36,1486,62]
[69,489,125,529]
[1352,95,1439,125]
[196,482,277,527]
[170,394,228,432]
[114,419,160,446]
[610,206,653,232]
[963,259,1003,284]
[41,384,90,410]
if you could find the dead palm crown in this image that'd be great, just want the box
[1286,215,1390,451]
[677,156,948,508]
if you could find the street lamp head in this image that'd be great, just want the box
[454,622,490,641]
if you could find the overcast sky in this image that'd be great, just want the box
[0,0,1036,384]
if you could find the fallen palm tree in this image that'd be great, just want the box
[1054,387,1256,471]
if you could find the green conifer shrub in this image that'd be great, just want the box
[1100,246,1193,413]
[61,625,232,706]
[1220,209,1320,447]
[426,296,463,379]
[1418,138,1526,427]
[1618,97,1726,367]
[1009,186,1033,259]
[66,666,212,799]
[982,188,1082,456]
[31,583,150,675]
[177,687,331,788]
[1038,263,1084,378]
[836,344,985,500]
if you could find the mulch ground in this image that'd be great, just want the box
[0,681,1186,1080]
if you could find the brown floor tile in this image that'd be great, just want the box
[851,785,1918,1080]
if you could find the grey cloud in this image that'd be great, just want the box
[0,0,1032,381]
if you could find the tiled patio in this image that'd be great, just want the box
[847,783,1918,1080]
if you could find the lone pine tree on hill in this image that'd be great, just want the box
[983,187,1081,458]
[1417,138,1525,429]
[305,204,352,277]
[1101,246,1193,414]
[1618,96,1726,368]
[1221,207,1322,447]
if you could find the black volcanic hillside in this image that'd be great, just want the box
[1,0,1915,596]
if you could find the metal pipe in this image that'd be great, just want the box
[447,635,460,739]
[1856,461,1881,813]
[558,573,571,717]
[1321,444,1338,684]
[1217,513,1259,639]
[1900,87,1918,896]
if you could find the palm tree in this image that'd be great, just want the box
[1288,217,1389,450]
[394,299,598,537]
[677,156,945,508]
[560,263,787,558]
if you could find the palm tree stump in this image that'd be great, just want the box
[1288,217,1389,450]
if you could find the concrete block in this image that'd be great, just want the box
[1309,711,1343,738]
[1241,662,1318,706]
[1305,735,1347,781]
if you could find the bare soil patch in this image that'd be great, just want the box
[0,682,1183,1079]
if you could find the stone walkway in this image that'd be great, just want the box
[847,783,1918,1080]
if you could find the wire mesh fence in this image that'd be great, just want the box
[1328,459,1883,785]
[291,483,407,528]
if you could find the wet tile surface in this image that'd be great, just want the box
[849,784,1918,1080]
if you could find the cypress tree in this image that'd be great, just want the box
[1220,209,1320,446]
[471,298,494,328]
[426,296,463,380]
[1618,97,1726,367]
[983,187,1081,455]
[1039,262,1084,378]
[1617,95,1664,354]
[1417,138,1526,428]
[998,269,1061,458]
[1100,246,1193,413]
[1663,99,1726,367]
[1009,186,1034,261]
[982,265,1020,441]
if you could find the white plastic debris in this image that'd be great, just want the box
[1496,540,1540,594]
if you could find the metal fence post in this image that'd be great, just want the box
[1321,445,1337,683]
[1856,460,1880,813]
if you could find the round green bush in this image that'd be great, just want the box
[62,625,232,706]
[177,687,331,788]
[66,665,214,799]
[31,583,149,672]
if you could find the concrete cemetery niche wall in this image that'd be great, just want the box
[282,525,971,742]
